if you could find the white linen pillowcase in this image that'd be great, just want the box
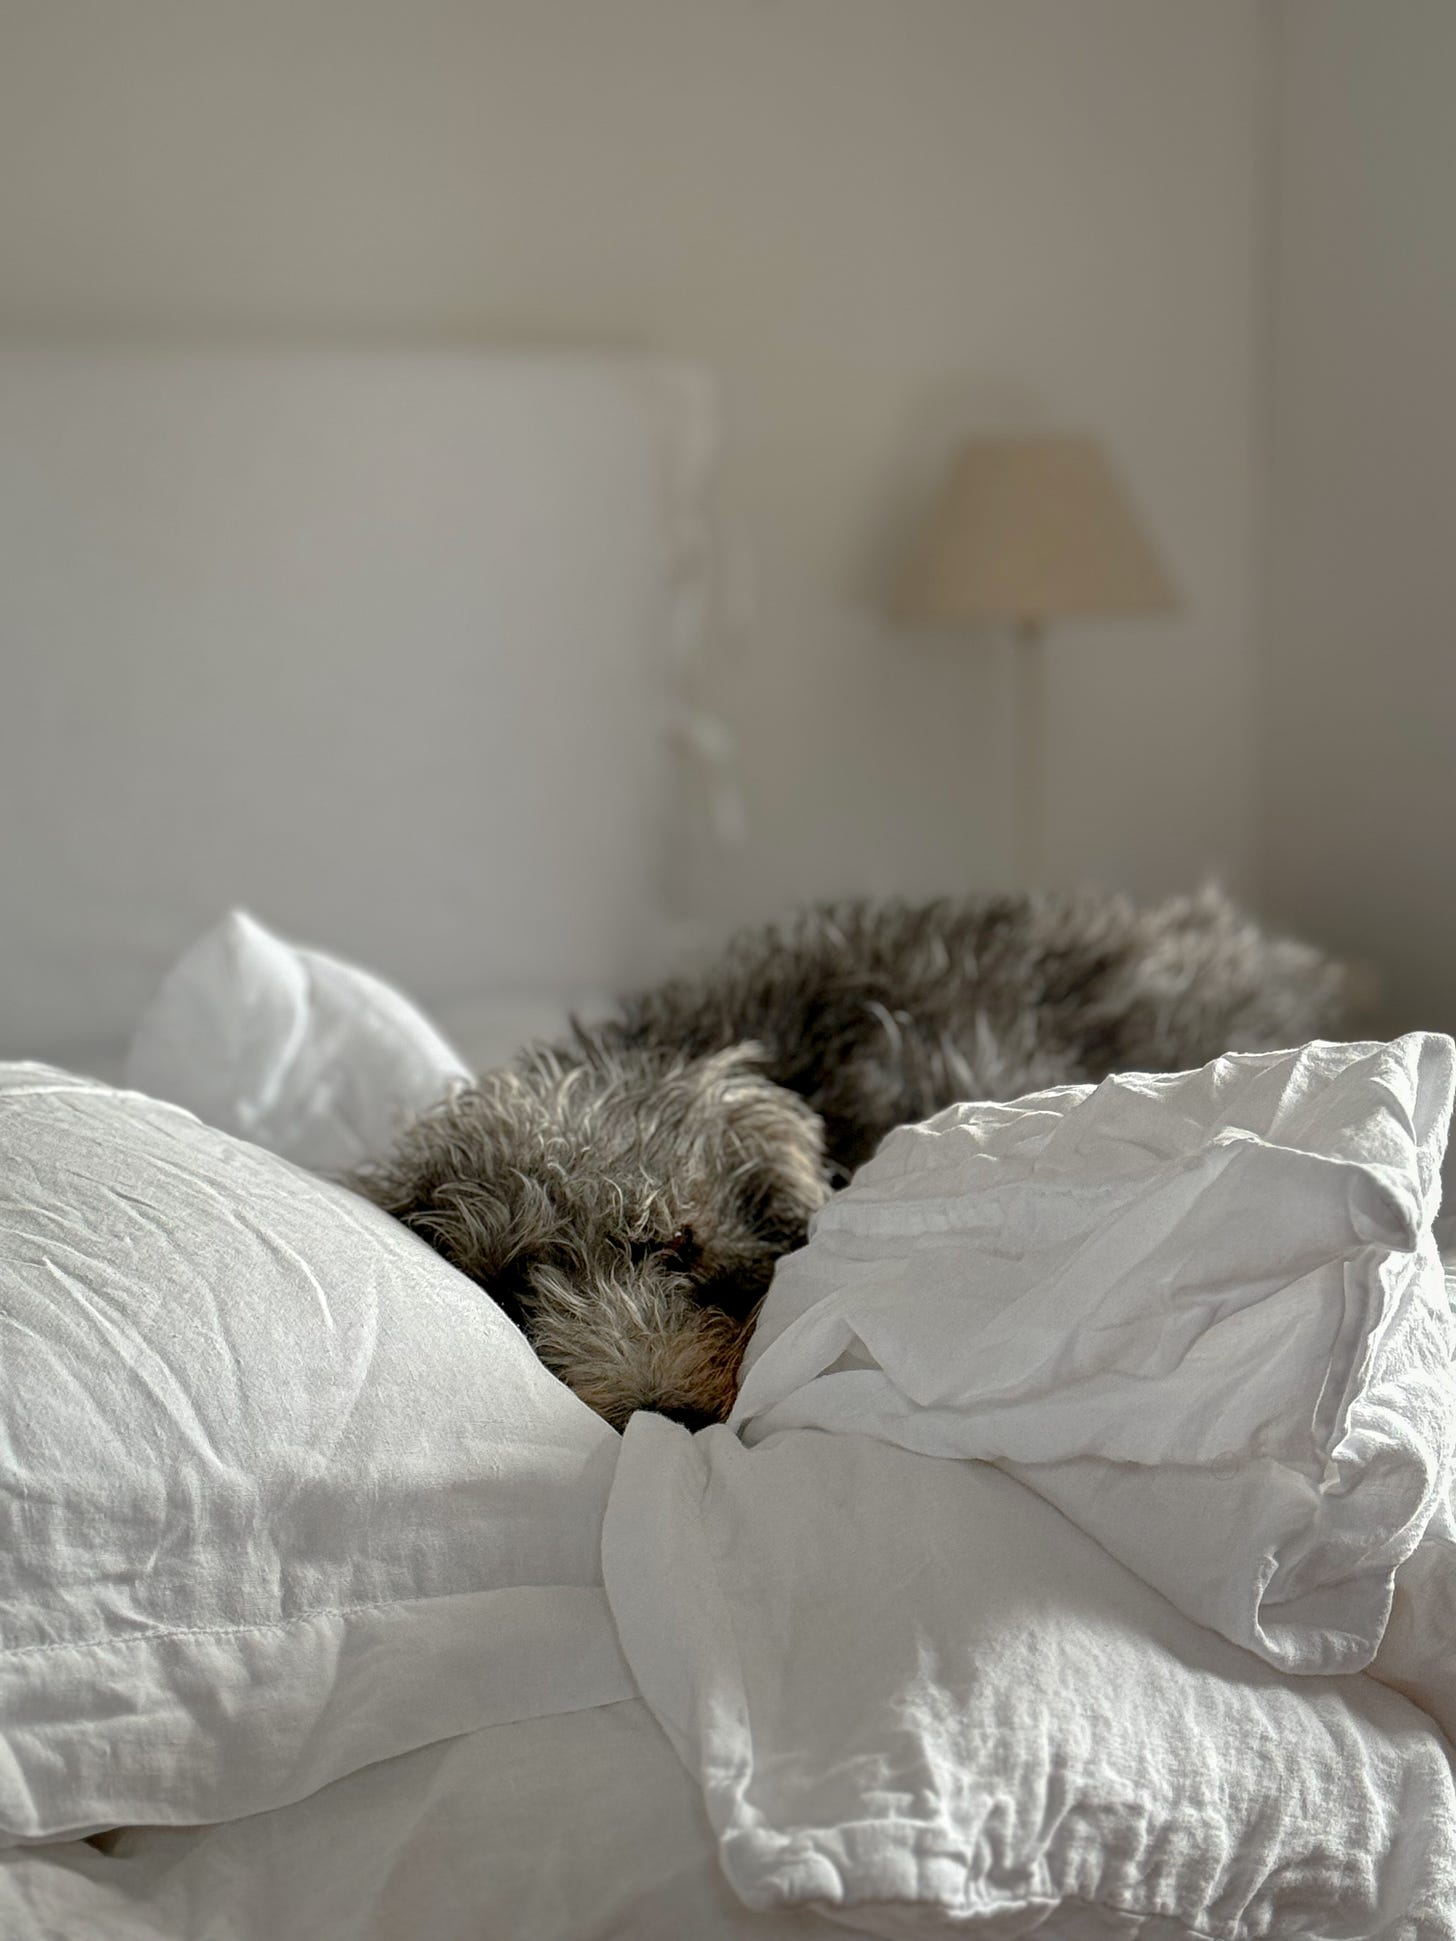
[125,910,470,1176]
[0,1703,809,1941]
[0,1066,633,1846]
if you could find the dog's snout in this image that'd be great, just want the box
[647,1402,718,1433]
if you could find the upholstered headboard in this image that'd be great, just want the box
[0,346,718,1074]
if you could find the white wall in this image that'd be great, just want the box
[0,0,1268,935]
[1264,0,1456,1036]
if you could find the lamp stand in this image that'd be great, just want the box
[1011,618,1045,888]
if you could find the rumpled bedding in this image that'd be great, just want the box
[601,1034,1456,1935]
[731,1034,1456,1679]
[8,937,1456,1938]
[604,1422,1456,1938]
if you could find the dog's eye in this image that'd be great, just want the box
[625,1226,698,1269]
[664,1224,697,1266]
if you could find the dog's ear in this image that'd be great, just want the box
[693,1044,831,1249]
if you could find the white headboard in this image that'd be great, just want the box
[0,346,717,1072]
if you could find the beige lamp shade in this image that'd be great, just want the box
[898,435,1177,625]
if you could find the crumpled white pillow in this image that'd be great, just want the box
[0,1066,632,1845]
[126,911,469,1173]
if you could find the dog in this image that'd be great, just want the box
[354,887,1350,1431]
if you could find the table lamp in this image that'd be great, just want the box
[897,434,1177,883]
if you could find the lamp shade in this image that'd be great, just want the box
[898,434,1177,625]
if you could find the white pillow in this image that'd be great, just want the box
[0,1701,804,1941]
[733,1035,1456,1675]
[605,1419,1456,1936]
[125,911,469,1174]
[0,1066,633,1845]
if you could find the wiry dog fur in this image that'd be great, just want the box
[355,887,1351,1430]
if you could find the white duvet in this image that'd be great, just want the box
[603,1035,1456,1935]
[605,1423,1456,1937]
[733,1035,1456,1680]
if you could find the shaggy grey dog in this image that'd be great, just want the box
[356,887,1349,1430]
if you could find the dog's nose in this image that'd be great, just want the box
[648,1402,718,1433]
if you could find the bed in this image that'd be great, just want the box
[0,350,1453,1940]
